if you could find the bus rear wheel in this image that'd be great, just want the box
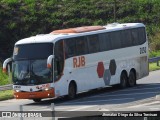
[120,72,128,89]
[33,99,41,102]
[128,71,136,87]
[68,82,76,99]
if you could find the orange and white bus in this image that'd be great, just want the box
[3,23,149,102]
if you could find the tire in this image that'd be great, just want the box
[68,82,76,99]
[33,99,41,102]
[120,72,128,89]
[128,71,136,87]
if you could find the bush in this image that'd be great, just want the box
[0,64,9,86]
[149,50,160,58]
[1,0,160,58]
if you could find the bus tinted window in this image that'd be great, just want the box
[121,30,132,47]
[62,27,146,57]
[54,40,64,81]
[139,28,146,44]
[76,36,88,56]
[110,31,122,49]
[131,28,139,45]
[13,43,53,60]
[55,40,64,60]
[87,35,99,53]
[99,33,111,51]
[65,38,76,58]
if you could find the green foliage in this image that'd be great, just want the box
[0,66,9,86]
[149,62,160,71]
[1,0,160,58]
[1,0,18,6]
[149,50,160,58]
[0,90,13,101]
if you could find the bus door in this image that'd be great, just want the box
[54,40,65,81]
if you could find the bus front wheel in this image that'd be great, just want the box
[33,99,41,102]
[68,82,77,99]
[120,72,128,89]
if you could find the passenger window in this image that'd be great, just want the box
[54,40,64,81]
[131,29,139,45]
[76,37,88,55]
[87,35,100,53]
[99,33,111,51]
[138,28,146,45]
[65,38,76,58]
[110,31,122,49]
[121,30,132,47]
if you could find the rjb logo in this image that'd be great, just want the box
[73,56,85,68]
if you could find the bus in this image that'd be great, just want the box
[3,23,149,102]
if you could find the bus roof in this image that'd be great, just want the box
[15,23,145,45]
[50,26,105,34]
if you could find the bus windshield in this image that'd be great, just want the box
[12,43,53,85]
[13,43,53,60]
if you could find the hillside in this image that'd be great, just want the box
[1,0,160,59]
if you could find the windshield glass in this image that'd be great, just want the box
[12,43,53,85]
[13,61,30,85]
[13,43,53,60]
[13,59,52,85]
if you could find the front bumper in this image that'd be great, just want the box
[14,88,55,99]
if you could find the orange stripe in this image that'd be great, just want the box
[47,63,52,68]
[14,88,55,99]
[50,26,105,34]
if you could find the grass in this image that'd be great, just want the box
[149,62,160,71]
[149,50,160,58]
[0,69,10,85]
[0,90,14,101]
[0,63,13,101]
[0,63,10,86]
[149,50,160,71]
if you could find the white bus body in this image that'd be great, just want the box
[3,23,149,101]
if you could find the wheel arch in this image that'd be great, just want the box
[68,80,77,93]
[119,69,128,88]
[67,80,77,99]
[130,68,137,80]
[121,70,128,78]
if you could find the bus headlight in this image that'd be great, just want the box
[44,87,53,91]
[45,88,49,91]
[15,90,21,92]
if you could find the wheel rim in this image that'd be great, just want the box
[122,76,126,87]
[129,72,135,86]
[69,84,76,99]
[121,73,127,88]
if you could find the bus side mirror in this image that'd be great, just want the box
[47,55,54,68]
[3,58,12,73]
